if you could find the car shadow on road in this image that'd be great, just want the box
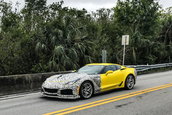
[40,86,140,102]
[40,96,81,102]
[93,86,140,98]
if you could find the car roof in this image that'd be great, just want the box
[86,63,120,66]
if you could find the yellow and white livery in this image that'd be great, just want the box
[41,63,137,99]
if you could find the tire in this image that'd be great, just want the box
[125,75,135,90]
[79,81,93,99]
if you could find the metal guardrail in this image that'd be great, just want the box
[126,63,172,72]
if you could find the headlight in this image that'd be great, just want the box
[42,81,46,87]
[42,80,50,87]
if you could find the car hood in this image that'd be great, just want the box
[43,72,89,88]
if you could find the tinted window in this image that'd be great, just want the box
[115,65,121,70]
[101,65,116,74]
[78,65,105,75]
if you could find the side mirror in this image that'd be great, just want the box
[106,70,113,76]
[120,67,126,70]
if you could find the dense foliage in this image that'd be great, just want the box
[0,0,172,75]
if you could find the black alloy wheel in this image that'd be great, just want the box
[125,75,135,90]
[80,81,93,99]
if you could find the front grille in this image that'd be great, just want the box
[61,89,73,95]
[43,88,58,93]
[44,93,57,96]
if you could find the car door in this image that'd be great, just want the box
[100,65,123,92]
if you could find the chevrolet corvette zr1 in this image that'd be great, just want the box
[41,63,137,99]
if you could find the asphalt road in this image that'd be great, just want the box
[0,71,172,115]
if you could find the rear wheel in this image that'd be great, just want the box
[79,81,93,99]
[125,75,135,90]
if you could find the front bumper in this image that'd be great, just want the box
[41,87,80,99]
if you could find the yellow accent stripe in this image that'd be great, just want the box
[43,83,172,115]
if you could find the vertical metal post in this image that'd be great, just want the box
[102,50,107,63]
[169,56,171,63]
[122,35,129,65]
[104,50,107,63]
[122,43,125,65]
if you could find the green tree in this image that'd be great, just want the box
[114,0,161,64]
[35,3,94,71]
[157,7,172,63]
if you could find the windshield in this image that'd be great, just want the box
[77,65,105,75]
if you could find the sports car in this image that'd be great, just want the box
[41,63,137,99]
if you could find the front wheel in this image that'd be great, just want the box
[79,81,93,99]
[125,75,135,90]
